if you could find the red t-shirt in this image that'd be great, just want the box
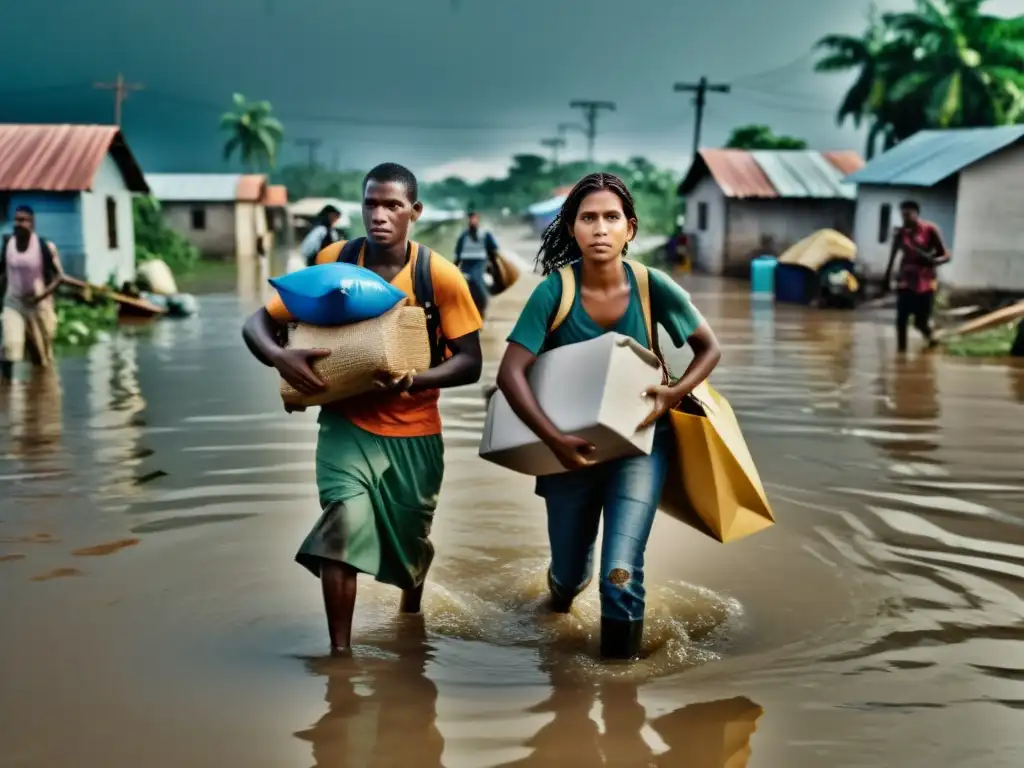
[897,220,945,294]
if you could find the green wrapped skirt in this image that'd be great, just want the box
[296,412,445,590]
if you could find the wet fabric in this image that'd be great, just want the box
[896,289,934,351]
[296,411,444,589]
[1,302,56,366]
[540,420,673,622]
[506,261,704,357]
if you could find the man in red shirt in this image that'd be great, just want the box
[882,200,950,353]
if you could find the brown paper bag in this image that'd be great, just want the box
[660,381,775,543]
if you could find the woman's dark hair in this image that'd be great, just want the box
[536,172,638,275]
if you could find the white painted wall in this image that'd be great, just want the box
[234,202,268,260]
[726,198,854,274]
[685,175,726,273]
[851,182,958,279]
[951,142,1024,291]
[80,153,136,286]
[161,202,236,257]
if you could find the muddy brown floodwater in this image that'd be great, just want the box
[2,246,1023,767]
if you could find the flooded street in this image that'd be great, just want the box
[2,241,1024,767]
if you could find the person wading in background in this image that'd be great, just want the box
[1,206,64,382]
[882,200,950,353]
[301,204,344,266]
[454,209,501,316]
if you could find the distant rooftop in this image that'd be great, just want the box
[678,148,863,200]
[844,126,1024,187]
[0,123,148,193]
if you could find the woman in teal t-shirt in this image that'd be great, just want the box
[496,172,722,660]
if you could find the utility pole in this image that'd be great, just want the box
[540,136,566,170]
[673,76,730,157]
[93,73,144,126]
[569,100,616,164]
[294,138,322,171]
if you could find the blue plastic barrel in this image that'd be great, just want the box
[750,256,777,296]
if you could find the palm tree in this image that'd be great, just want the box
[220,93,285,171]
[883,0,1024,130]
[814,4,893,157]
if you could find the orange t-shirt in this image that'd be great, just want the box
[264,240,483,438]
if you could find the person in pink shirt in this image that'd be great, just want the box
[882,200,950,353]
[0,206,64,381]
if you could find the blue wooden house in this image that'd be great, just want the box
[0,124,149,286]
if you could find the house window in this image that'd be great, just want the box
[697,202,708,232]
[878,203,891,243]
[190,206,207,231]
[106,197,118,249]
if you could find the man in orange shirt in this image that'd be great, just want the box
[242,163,483,653]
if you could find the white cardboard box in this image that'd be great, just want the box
[479,333,665,476]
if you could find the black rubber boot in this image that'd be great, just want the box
[600,617,644,660]
[547,568,588,614]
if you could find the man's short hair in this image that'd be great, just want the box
[14,205,34,217]
[363,163,418,203]
[899,200,920,212]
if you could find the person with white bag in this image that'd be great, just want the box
[495,173,722,660]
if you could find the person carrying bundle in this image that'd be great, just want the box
[241,163,483,654]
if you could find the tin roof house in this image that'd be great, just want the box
[145,173,274,259]
[0,124,149,287]
[677,149,864,276]
[845,126,1024,292]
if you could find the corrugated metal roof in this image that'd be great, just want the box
[751,150,856,199]
[264,184,288,207]
[823,150,864,176]
[145,173,243,202]
[678,148,864,199]
[845,126,1024,187]
[701,149,777,198]
[0,123,149,193]
[237,174,267,203]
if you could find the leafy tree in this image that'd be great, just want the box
[814,0,1024,155]
[133,196,199,274]
[220,93,285,171]
[725,124,809,150]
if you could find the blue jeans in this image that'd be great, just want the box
[537,420,672,623]
[459,259,489,311]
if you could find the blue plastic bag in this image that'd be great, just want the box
[268,262,407,326]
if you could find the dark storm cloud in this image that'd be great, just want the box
[0,0,959,175]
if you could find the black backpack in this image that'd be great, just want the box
[336,237,448,368]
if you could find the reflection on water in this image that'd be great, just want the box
[0,249,1023,767]
[295,617,445,768]
[0,366,63,464]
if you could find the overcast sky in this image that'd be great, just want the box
[1,0,1019,181]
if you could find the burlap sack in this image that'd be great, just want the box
[280,305,431,407]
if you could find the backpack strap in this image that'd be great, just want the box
[337,237,364,265]
[548,265,576,333]
[411,243,447,368]
[624,259,670,384]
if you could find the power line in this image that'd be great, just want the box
[569,100,616,163]
[673,77,730,157]
[93,73,144,126]
[540,136,566,170]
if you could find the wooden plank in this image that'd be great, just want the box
[934,300,1024,341]
[61,276,167,317]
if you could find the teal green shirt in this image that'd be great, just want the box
[507,262,705,356]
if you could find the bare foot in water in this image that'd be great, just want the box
[400,583,424,614]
